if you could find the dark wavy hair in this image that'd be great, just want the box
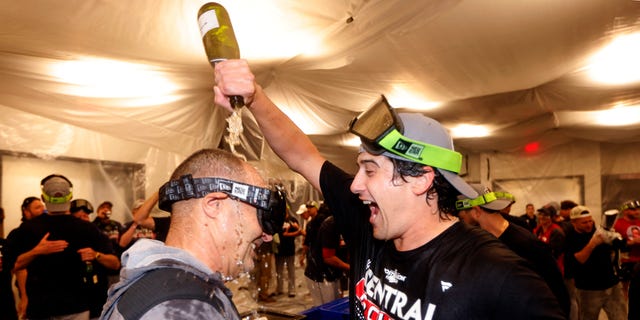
[389,158,459,220]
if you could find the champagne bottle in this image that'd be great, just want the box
[83,261,98,285]
[197,2,244,109]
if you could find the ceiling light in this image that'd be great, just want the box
[450,124,490,138]
[343,135,361,147]
[50,58,179,102]
[386,86,441,111]
[595,105,640,126]
[587,32,640,84]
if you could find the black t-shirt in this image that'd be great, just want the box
[319,161,565,319]
[276,215,300,257]
[564,227,619,290]
[152,216,171,243]
[306,215,344,282]
[0,237,18,320]
[9,214,115,318]
[499,223,570,317]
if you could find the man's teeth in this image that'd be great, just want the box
[363,200,372,205]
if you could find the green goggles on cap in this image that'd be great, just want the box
[455,191,515,210]
[621,200,640,211]
[348,95,462,173]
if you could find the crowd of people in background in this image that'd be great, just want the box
[4,180,634,319]
[0,175,169,320]
[0,58,638,320]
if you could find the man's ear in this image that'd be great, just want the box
[412,166,435,195]
[201,192,229,219]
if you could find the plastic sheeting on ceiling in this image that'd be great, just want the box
[0,0,640,170]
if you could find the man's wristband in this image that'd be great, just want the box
[95,252,102,260]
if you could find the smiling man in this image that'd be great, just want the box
[211,59,565,319]
[101,149,285,320]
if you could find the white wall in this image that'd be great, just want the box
[464,140,640,225]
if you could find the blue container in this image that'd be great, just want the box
[301,297,349,320]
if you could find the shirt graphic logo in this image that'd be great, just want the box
[440,280,452,292]
[384,268,406,284]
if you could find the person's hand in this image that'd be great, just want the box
[77,247,97,262]
[213,59,256,111]
[590,230,605,246]
[33,233,68,255]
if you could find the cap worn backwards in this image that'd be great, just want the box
[537,202,559,217]
[362,113,478,199]
[296,204,307,215]
[570,205,592,220]
[41,174,73,213]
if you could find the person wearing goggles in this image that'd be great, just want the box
[70,199,94,222]
[456,184,570,316]
[211,59,565,319]
[102,148,284,320]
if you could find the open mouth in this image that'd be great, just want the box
[363,200,379,224]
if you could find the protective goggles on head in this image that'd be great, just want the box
[348,95,462,173]
[455,191,515,211]
[158,174,285,235]
[40,174,73,204]
[70,199,94,214]
[620,200,640,211]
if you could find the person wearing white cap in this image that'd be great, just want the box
[456,184,569,317]
[565,205,627,320]
[212,60,565,319]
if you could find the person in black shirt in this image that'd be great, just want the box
[211,59,566,319]
[519,203,538,232]
[7,174,118,319]
[274,205,302,297]
[457,184,570,317]
[564,205,627,320]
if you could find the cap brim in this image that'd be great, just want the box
[437,168,478,199]
[46,202,70,213]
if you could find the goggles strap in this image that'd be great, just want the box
[42,191,73,204]
[378,129,462,173]
[159,175,273,212]
[455,191,515,210]
[494,191,515,202]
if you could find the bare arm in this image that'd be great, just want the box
[133,191,159,229]
[574,233,603,264]
[322,248,350,271]
[119,223,138,248]
[13,233,68,271]
[16,269,27,318]
[77,247,120,270]
[213,59,326,191]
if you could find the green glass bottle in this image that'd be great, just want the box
[83,261,98,285]
[198,2,244,109]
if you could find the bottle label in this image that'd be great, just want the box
[198,10,220,38]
